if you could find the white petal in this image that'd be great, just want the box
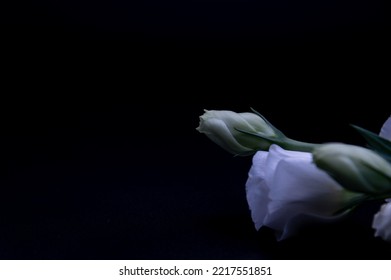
[263,145,311,188]
[277,210,350,240]
[380,116,391,141]
[269,144,312,161]
[245,151,270,230]
[264,156,345,238]
[372,202,391,242]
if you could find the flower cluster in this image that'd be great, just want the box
[197,109,391,242]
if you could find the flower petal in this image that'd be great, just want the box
[263,145,311,188]
[263,155,346,239]
[372,202,391,242]
[277,210,351,240]
[380,116,391,141]
[245,151,270,230]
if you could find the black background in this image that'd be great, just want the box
[1,0,390,259]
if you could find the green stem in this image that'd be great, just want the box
[279,138,320,152]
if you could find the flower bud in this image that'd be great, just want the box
[313,143,391,194]
[196,110,276,155]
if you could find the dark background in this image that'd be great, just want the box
[1,0,390,259]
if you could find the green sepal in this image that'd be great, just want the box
[351,124,391,162]
[234,150,257,157]
[332,193,370,215]
[234,128,285,146]
[250,108,286,138]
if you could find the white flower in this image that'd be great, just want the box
[373,203,391,242]
[196,110,277,155]
[380,116,391,140]
[370,115,391,243]
[246,145,359,240]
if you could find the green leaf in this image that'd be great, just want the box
[351,124,391,162]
